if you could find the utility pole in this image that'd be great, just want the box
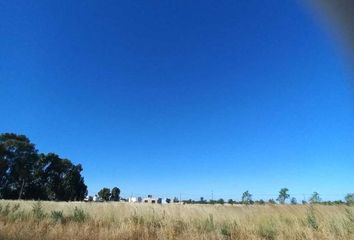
[211,190,214,202]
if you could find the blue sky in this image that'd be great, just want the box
[1,0,353,201]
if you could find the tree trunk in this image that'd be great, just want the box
[18,179,25,200]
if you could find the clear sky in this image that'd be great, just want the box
[1,0,353,201]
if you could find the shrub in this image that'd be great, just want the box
[306,205,318,230]
[220,223,231,238]
[71,207,88,223]
[32,201,46,219]
[258,220,277,240]
[10,210,27,221]
[130,213,144,225]
[172,220,187,236]
[344,208,354,234]
[51,210,65,223]
[1,204,11,217]
[11,203,20,213]
[199,214,215,233]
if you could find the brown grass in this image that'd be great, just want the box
[0,200,353,240]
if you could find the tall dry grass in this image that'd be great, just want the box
[0,200,353,240]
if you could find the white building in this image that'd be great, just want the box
[128,195,172,204]
[128,197,142,203]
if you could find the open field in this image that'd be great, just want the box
[0,200,353,240]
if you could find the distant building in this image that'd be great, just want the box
[127,195,172,204]
[93,195,103,202]
[128,197,142,203]
[84,196,93,202]
[142,195,159,203]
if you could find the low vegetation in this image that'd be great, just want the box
[0,200,353,240]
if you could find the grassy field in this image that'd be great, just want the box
[0,200,353,240]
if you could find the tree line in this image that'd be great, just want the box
[96,187,121,201]
[0,133,87,201]
[182,188,354,205]
[1,133,353,206]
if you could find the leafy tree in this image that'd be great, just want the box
[291,197,297,205]
[332,200,344,205]
[277,188,290,204]
[98,188,111,201]
[217,198,225,204]
[268,199,276,204]
[228,199,235,204]
[111,187,121,201]
[0,133,39,199]
[63,164,87,201]
[241,191,252,205]
[166,198,171,203]
[0,133,87,201]
[39,153,68,200]
[39,153,87,201]
[0,144,7,198]
[344,193,354,205]
[173,197,179,203]
[309,192,321,204]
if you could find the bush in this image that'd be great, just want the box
[32,201,46,219]
[51,210,65,223]
[344,208,354,234]
[199,214,215,233]
[172,220,187,236]
[220,223,231,238]
[9,210,27,221]
[1,204,11,217]
[130,213,145,225]
[71,207,88,223]
[258,220,277,240]
[306,206,318,230]
[11,203,20,213]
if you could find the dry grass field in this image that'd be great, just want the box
[0,200,353,240]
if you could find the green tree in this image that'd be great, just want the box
[98,188,111,201]
[39,153,87,201]
[241,191,252,205]
[111,187,121,201]
[344,193,354,205]
[62,164,87,201]
[268,199,276,204]
[291,197,297,205]
[277,188,290,204]
[309,192,321,204]
[0,133,39,199]
[0,133,87,201]
[0,143,9,199]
